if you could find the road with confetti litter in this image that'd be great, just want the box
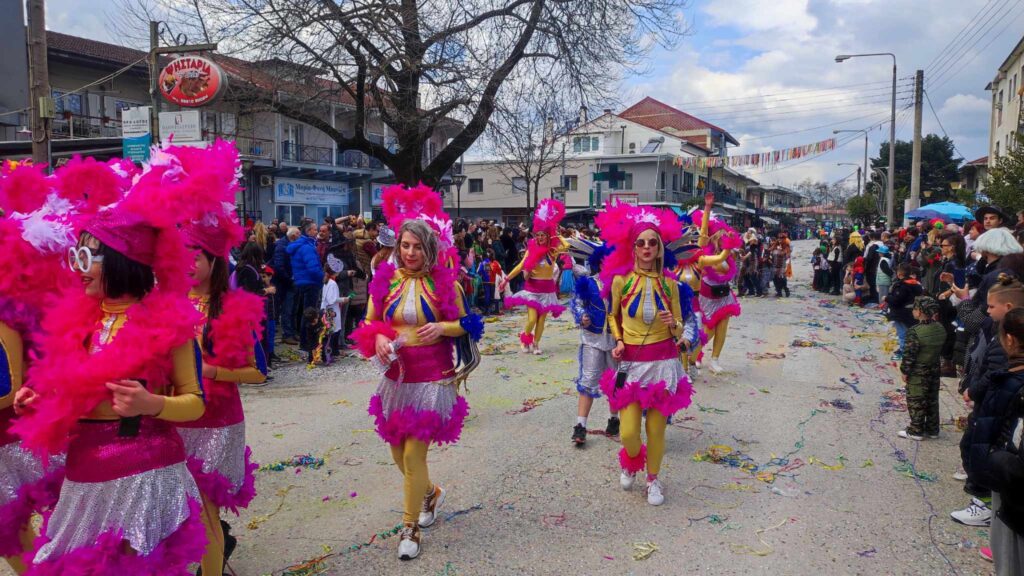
[224,239,988,576]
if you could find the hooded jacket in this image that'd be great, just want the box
[286,235,323,287]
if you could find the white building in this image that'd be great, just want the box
[986,35,1024,165]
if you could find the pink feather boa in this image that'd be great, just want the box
[186,446,256,515]
[208,289,265,368]
[26,498,206,575]
[0,463,63,557]
[0,162,49,214]
[350,321,399,359]
[0,218,71,312]
[521,238,552,274]
[368,261,397,317]
[12,290,202,459]
[368,394,469,447]
[598,370,693,418]
[619,445,647,474]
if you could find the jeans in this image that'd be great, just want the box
[264,318,275,367]
[759,269,773,295]
[877,284,890,304]
[277,282,297,339]
[742,274,762,296]
[894,321,908,352]
[295,284,322,352]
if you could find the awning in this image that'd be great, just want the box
[761,215,780,226]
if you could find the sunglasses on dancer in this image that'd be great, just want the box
[634,238,660,248]
[68,246,104,272]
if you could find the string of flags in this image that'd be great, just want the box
[673,137,837,171]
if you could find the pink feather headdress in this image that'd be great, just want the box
[595,201,682,297]
[532,198,565,236]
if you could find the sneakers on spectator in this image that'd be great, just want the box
[605,416,620,437]
[951,500,992,526]
[890,351,903,361]
[897,429,924,441]
[571,424,587,446]
[952,466,968,481]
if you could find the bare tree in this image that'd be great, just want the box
[109,0,689,185]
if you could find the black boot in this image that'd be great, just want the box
[605,416,620,437]
[571,424,587,446]
[222,520,237,566]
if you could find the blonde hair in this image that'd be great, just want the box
[990,273,1024,307]
[253,221,270,251]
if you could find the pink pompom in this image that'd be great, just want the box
[350,321,398,359]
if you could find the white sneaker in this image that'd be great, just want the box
[953,466,968,482]
[532,346,542,355]
[688,365,700,381]
[897,429,924,441]
[709,358,723,374]
[418,485,445,528]
[695,359,702,369]
[397,524,421,560]
[951,501,992,526]
[647,479,665,506]
[620,471,635,490]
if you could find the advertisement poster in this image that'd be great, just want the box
[120,106,151,163]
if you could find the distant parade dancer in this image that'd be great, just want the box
[596,202,694,506]
[501,199,568,355]
[351,184,483,561]
[690,193,743,374]
[566,238,620,445]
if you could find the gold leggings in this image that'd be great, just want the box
[707,317,730,359]
[3,523,35,574]
[619,403,668,476]
[524,308,548,345]
[198,492,225,576]
[389,438,433,525]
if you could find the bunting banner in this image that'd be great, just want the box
[672,137,837,171]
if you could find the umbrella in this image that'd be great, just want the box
[905,208,947,222]
[921,201,974,222]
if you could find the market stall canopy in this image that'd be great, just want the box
[906,201,973,223]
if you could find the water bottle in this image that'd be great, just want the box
[371,337,404,374]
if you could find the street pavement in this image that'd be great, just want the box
[224,239,988,575]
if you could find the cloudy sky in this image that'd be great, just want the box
[43,0,1023,190]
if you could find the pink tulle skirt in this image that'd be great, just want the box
[180,422,256,514]
[598,340,692,418]
[505,288,565,317]
[368,376,469,447]
[699,280,740,331]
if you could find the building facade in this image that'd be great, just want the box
[987,35,1024,166]
[0,28,457,225]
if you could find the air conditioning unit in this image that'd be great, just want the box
[259,175,273,187]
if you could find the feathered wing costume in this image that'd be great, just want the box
[15,142,245,575]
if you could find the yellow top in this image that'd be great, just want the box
[0,321,23,411]
[365,268,468,347]
[506,237,568,282]
[608,268,683,345]
[674,249,731,291]
[86,300,205,422]
[190,293,267,385]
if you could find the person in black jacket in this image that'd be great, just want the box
[953,275,1024,527]
[884,263,923,360]
[979,308,1024,570]
[271,228,297,344]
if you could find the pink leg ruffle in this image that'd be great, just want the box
[27,498,206,575]
[702,302,741,331]
[619,445,647,474]
[519,332,534,346]
[186,446,257,515]
[368,395,470,447]
[598,371,693,418]
[0,466,63,557]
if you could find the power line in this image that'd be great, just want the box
[929,2,1024,93]
[740,109,892,142]
[698,94,913,123]
[923,0,1002,72]
[678,85,914,117]
[672,81,914,113]
[923,89,970,161]
[662,78,913,108]
[925,0,1011,80]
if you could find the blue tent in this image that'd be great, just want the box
[906,201,973,222]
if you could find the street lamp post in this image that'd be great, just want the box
[838,163,862,200]
[833,128,870,196]
[836,53,896,225]
[452,172,467,219]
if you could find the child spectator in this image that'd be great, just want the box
[320,257,346,365]
[876,245,894,305]
[771,240,789,297]
[884,263,924,361]
[898,296,946,440]
[851,256,867,306]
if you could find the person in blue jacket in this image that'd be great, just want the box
[286,221,325,356]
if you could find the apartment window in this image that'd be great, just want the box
[999,90,1004,126]
[672,173,679,191]
[659,171,666,190]
[562,175,578,191]
[52,90,83,115]
[573,135,600,153]
[512,177,527,194]
[468,178,483,194]
[684,172,694,193]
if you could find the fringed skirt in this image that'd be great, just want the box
[505,278,565,317]
[30,419,205,575]
[599,339,692,418]
[368,341,469,447]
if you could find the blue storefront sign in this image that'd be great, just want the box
[274,178,350,205]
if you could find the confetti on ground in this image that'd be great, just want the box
[332,399,352,406]
[273,524,405,574]
[840,377,863,394]
[856,547,878,558]
[861,459,874,467]
[506,392,561,415]
[247,486,295,530]
[631,541,659,561]
[809,455,847,471]
[542,511,568,527]
[444,503,484,523]
[747,352,787,360]
[730,517,794,556]
[259,454,325,472]
[880,390,907,413]
[822,398,853,411]
[697,404,730,414]
[893,462,938,483]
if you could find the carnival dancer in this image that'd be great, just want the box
[566,238,620,445]
[12,144,239,575]
[501,199,568,355]
[596,201,693,506]
[0,160,81,573]
[181,186,268,576]
[351,184,483,561]
[691,193,743,374]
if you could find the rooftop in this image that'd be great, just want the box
[619,96,740,147]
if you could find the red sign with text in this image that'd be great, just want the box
[158,56,226,107]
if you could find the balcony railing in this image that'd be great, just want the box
[206,132,275,161]
[51,114,122,139]
[281,142,385,170]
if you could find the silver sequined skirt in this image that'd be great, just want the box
[376,377,459,420]
[621,358,687,393]
[180,422,247,492]
[34,462,199,561]
[0,442,59,509]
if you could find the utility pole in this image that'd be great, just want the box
[149,21,161,142]
[908,69,924,226]
[26,0,52,168]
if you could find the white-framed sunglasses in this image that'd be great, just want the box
[68,246,104,272]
